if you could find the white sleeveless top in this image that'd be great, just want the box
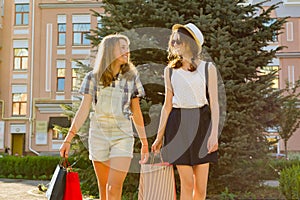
[171,61,208,108]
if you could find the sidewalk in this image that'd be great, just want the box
[0,178,94,200]
[0,178,48,200]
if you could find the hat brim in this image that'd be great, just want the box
[172,24,201,47]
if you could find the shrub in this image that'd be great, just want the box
[0,156,62,179]
[279,165,300,199]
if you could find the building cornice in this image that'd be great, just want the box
[276,52,300,58]
[39,3,104,9]
[35,99,74,114]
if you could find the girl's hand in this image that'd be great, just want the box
[151,138,163,153]
[139,144,149,164]
[207,134,218,154]
[59,141,71,158]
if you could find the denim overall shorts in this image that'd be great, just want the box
[88,79,134,161]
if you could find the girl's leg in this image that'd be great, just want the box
[193,163,209,200]
[106,157,131,200]
[176,165,194,200]
[93,160,110,200]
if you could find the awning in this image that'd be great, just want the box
[48,117,71,130]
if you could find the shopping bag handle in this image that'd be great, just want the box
[149,152,171,166]
[59,158,71,169]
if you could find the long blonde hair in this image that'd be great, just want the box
[93,34,134,87]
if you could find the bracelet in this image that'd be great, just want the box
[142,144,148,146]
[63,141,71,144]
[69,130,76,136]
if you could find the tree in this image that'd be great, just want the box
[90,0,287,193]
[276,80,300,159]
[55,60,99,196]
[57,0,290,196]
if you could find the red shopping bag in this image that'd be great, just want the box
[63,170,83,200]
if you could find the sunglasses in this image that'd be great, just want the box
[171,39,182,46]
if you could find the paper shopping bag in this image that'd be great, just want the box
[63,170,83,200]
[46,164,67,200]
[138,161,176,200]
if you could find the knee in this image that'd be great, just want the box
[107,182,123,196]
[194,185,207,199]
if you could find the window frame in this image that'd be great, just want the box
[71,68,79,92]
[15,4,29,26]
[13,48,28,71]
[56,68,66,92]
[57,23,66,46]
[12,93,27,116]
[72,23,91,46]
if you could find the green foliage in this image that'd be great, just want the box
[0,156,60,179]
[279,165,300,199]
[276,80,300,158]
[220,187,236,200]
[0,156,87,180]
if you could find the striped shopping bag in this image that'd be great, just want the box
[138,154,176,200]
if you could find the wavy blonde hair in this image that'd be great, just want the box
[93,34,134,87]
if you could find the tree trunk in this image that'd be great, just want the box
[284,139,288,160]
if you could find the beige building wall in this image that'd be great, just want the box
[278,16,300,152]
[0,0,103,155]
[266,1,300,152]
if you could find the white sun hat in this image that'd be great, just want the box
[172,23,204,46]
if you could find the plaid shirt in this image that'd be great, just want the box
[79,68,145,119]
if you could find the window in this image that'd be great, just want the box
[72,68,79,91]
[15,4,29,25]
[52,129,64,140]
[58,23,66,46]
[49,117,70,140]
[73,23,90,45]
[12,85,27,116]
[261,66,279,89]
[97,16,102,29]
[14,48,28,70]
[72,14,91,46]
[71,59,90,91]
[56,60,65,92]
[263,19,278,43]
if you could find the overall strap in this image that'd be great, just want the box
[205,62,210,104]
[92,74,98,104]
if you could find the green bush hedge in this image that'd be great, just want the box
[0,155,60,179]
[279,165,300,199]
[0,155,88,180]
[254,158,300,180]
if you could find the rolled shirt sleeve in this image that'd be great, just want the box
[131,70,145,99]
[79,71,96,98]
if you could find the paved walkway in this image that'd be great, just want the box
[0,178,48,200]
[0,178,280,200]
[0,178,94,200]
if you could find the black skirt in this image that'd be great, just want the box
[162,105,217,166]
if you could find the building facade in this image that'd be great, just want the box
[0,0,299,156]
[0,0,103,155]
[259,0,300,152]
